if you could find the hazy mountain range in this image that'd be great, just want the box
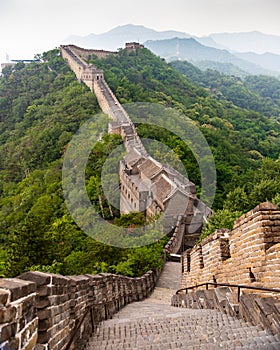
[206,31,280,55]
[63,24,280,77]
[63,24,191,50]
[145,38,280,77]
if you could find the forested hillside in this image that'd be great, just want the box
[91,48,280,233]
[0,50,165,278]
[0,47,279,277]
[170,60,280,118]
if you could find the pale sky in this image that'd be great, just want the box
[0,0,280,61]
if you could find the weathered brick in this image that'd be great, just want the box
[20,318,38,349]
[18,271,52,287]
[0,279,36,302]
[0,306,17,324]
[0,290,9,306]
[0,337,19,350]
[181,202,280,290]
[0,323,17,343]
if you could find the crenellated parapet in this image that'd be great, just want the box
[65,44,117,60]
[0,269,162,350]
[181,202,280,289]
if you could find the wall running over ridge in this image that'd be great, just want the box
[60,44,212,252]
[0,269,161,350]
[66,44,117,60]
[181,202,280,289]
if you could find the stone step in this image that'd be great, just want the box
[86,262,280,349]
[155,261,181,290]
[86,303,280,349]
[147,287,176,304]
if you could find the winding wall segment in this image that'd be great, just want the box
[60,44,212,253]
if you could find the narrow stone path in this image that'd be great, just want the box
[86,262,280,349]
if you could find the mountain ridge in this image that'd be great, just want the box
[62,24,191,50]
[208,31,280,55]
[62,24,280,55]
[144,37,279,77]
[62,24,280,77]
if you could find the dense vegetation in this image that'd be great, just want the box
[0,50,165,277]
[91,49,280,210]
[0,47,279,277]
[171,60,280,119]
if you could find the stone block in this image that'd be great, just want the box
[20,294,37,322]
[0,337,19,350]
[254,202,278,211]
[20,318,38,349]
[0,290,9,306]
[37,285,68,297]
[0,305,17,324]
[0,323,17,343]
[35,297,50,310]
[21,330,38,350]
[0,279,36,302]
[50,275,70,286]
[19,272,52,287]
[37,307,52,320]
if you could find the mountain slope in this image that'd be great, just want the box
[62,25,280,76]
[234,51,280,74]
[144,38,277,76]
[1,46,280,278]
[90,47,280,159]
[170,60,280,118]
[0,49,166,278]
[63,24,191,50]
[209,31,280,55]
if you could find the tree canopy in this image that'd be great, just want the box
[0,47,279,276]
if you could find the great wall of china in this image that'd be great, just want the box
[0,44,280,349]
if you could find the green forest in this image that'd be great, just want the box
[0,47,279,278]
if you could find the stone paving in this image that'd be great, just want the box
[86,262,280,349]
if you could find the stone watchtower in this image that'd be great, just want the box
[125,42,145,51]
[82,65,104,90]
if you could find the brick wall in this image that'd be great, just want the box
[0,269,161,350]
[181,202,280,289]
[0,279,38,350]
[67,45,117,60]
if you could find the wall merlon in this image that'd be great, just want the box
[0,279,36,303]
[0,266,165,349]
[181,202,280,289]
[233,202,278,229]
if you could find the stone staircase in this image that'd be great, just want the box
[85,262,280,349]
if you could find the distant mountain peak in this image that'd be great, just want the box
[144,37,279,77]
[62,24,190,51]
[208,31,280,55]
[62,24,280,60]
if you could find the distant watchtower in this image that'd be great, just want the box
[125,42,144,51]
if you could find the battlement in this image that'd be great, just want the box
[66,44,117,60]
[181,202,280,289]
[0,269,161,350]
